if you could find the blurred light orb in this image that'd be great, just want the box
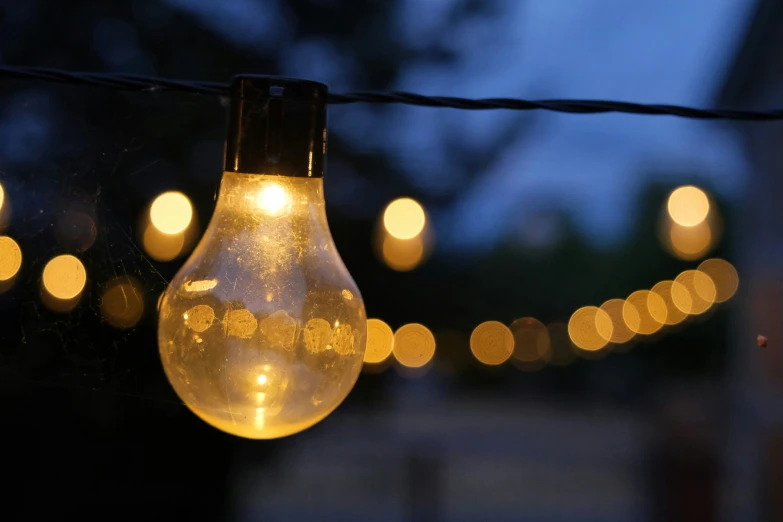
[381,234,425,272]
[364,318,395,364]
[599,299,636,344]
[470,321,515,365]
[0,236,22,282]
[43,255,87,300]
[667,185,710,227]
[55,211,97,252]
[623,290,666,335]
[383,198,426,239]
[509,317,550,369]
[150,191,193,235]
[698,258,738,303]
[100,277,145,329]
[143,223,186,262]
[547,322,577,367]
[393,323,436,368]
[669,221,713,261]
[650,280,689,325]
[673,270,716,315]
[568,306,612,352]
[0,183,4,212]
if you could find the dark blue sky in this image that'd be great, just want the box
[168,0,755,251]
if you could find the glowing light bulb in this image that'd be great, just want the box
[158,76,366,439]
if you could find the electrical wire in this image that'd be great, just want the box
[1,65,781,121]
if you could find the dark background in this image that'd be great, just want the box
[0,1,780,521]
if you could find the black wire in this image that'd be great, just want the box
[1,65,781,121]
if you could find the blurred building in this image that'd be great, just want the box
[718,2,783,521]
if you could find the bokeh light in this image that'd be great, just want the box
[568,306,612,353]
[650,280,689,326]
[0,183,4,212]
[100,277,145,329]
[383,198,426,239]
[54,211,97,252]
[393,323,436,368]
[673,270,716,315]
[0,236,22,281]
[547,322,577,367]
[143,223,186,262]
[41,255,87,312]
[470,321,514,365]
[669,220,714,260]
[364,318,395,364]
[381,234,425,272]
[623,290,666,335]
[698,258,738,303]
[509,317,550,370]
[667,185,709,227]
[150,191,193,235]
[599,299,636,344]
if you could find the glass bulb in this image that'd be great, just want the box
[158,172,366,438]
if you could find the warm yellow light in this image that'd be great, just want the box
[381,234,425,272]
[143,223,186,262]
[669,221,713,261]
[159,173,366,439]
[42,255,87,300]
[698,258,738,303]
[255,183,290,216]
[364,318,395,364]
[623,290,666,335]
[470,321,515,365]
[100,277,145,329]
[509,317,550,370]
[667,185,710,227]
[599,299,636,344]
[383,198,426,239]
[650,280,689,325]
[0,236,22,282]
[0,183,4,212]
[673,270,716,315]
[393,323,435,368]
[150,191,193,235]
[568,306,612,352]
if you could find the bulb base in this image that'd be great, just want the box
[224,75,328,178]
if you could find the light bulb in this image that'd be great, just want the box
[158,76,366,439]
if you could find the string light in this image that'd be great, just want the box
[150,192,193,235]
[383,198,426,240]
[157,76,366,440]
[393,323,436,368]
[598,299,636,344]
[101,277,145,329]
[568,306,612,354]
[667,186,710,227]
[364,319,394,364]
[41,255,87,312]
[509,317,550,370]
[0,236,22,291]
[4,65,783,120]
[623,290,666,335]
[698,258,738,303]
[0,68,746,432]
[470,321,514,366]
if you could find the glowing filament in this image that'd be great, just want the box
[256,183,290,216]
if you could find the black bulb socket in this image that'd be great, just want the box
[224,75,328,178]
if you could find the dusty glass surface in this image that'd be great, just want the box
[159,173,366,439]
